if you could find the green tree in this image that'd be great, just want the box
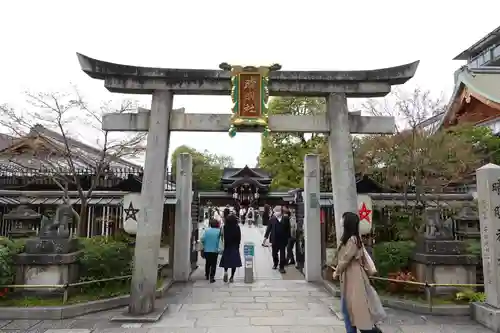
[171,145,234,190]
[453,124,500,165]
[258,97,327,190]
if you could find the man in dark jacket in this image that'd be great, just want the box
[263,206,291,273]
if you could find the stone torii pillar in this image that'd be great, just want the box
[129,91,173,316]
[75,52,419,317]
[328,93,359,246]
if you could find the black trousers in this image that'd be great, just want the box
[287,238,296,263]
[204,252,218,278]
[271,244,286,269]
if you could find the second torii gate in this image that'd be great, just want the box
[76,53,418,318]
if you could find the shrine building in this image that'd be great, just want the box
[420,25,500,134]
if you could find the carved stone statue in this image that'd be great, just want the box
[423,207,454,240]
[17,204,82,297]
[38,204,79,239]
[441,217,454,239]
[424,208,440,238]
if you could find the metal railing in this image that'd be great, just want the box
[328,266,484,310]
[0,264,168,305]
[368,276,483,310]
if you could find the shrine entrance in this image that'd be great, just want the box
[198,165,287,220]
[76,53,419,316]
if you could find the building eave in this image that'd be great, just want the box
[453,25,500,60]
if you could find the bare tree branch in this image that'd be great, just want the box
[0,87,146,236]
[357,88,479,200]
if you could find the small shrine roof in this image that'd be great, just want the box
[223,177,269,190]
[221,166,271,180]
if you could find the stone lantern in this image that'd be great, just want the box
[454,205,480,240]
[4,199,41,239]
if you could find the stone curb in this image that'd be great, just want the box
[322,279,470,316]
[0,278,174,320]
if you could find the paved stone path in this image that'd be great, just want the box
[0,226,494,332]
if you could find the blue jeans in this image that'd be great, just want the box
[342,297,357,333]
[342,297,380,333]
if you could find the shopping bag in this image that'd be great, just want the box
[362,246,377,276]
[365,284,386,323]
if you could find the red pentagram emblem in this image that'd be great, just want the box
[359,202,372,223]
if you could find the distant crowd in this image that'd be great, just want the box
[199,205,297,282]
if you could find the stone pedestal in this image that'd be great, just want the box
[15,238,80,296]
[412,238,478,294]
[411,206,478,293]
[303,154,322,282]
[472,163,500,332]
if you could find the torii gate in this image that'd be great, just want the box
[76,53,418,317]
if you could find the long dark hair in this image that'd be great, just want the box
[340,212,362,248]
[209,218,219,228]
[225,214,238,226]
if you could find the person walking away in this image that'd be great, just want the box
[255,209,261,226]
[246,207,255,227]
[201,219,221,283]
[262,204,271,226]
[223,207,230,221]
[240,207,246,225]
[333,212,384,333]
[263,206,291,274]
[286,207,297,265]
[219,214,242,283]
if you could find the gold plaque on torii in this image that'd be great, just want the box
[219,63,281,137]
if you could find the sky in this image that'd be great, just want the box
[1,0,500,168]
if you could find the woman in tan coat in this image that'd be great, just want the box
[333,212,382,333]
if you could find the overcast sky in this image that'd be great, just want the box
[1,0,499,168]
